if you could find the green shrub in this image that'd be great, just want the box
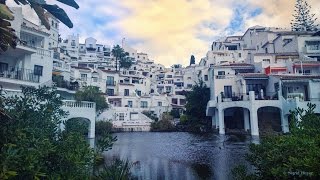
[95,121,113,136]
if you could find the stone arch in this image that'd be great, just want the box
[64,117,91,136]
[257,106,282,134]
[223,107,250,133]
[61,100,96,138]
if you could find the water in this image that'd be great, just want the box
[103,132,255,180]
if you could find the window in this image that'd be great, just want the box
[158,102,162,106]
[187,84,193,88]
[167,75,173,78]
[218,71,225,75]
[51,20,54,26]
[304,70,311,75]
[92,77,98,82]
[137,90,141,96]
[187,77,191,80]
[106,76,114,85]
[128,101,133,108]
[204,75,208,81]
[71,40,76,46]
[0,62,8,72]
[140,101,148,108]
[306,41,320,50]
[55,23,57,28]
[34,65,43,76]
[263,59,270,64]
[119,113,124,121]
[224,86,232,98]
[166,86,171,92]
[265,48,268,53]
[106,89,114,96]
[246,84,264,94]
[124,89,129,96]
[239,53,241,58]
[80,74,87,81]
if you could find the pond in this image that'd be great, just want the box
[103,132,257,180]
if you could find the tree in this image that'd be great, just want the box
[111,45,129,72]
[95,121,113,136]
[185,80,210,121]
[0,87,132,179]
[233,103,320,179]
[0,86,94,179]
[150,112,175,132]
[119,52,132,71]
[75,86,108,114]
[291,0,318,31]
[190,55,195,65]
[0,0,78,53]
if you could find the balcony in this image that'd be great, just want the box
[0,67,40,83]
[215,75,234,79]
[106,81,116,86]
[52,77,79,91]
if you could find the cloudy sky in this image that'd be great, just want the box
[8,0,320,67]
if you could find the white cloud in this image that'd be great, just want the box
[6,0,320,67]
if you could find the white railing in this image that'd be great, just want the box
[62,100,95,108]
[36,48,51,57]
[1,89,23,97]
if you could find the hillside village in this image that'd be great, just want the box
[1,7,320,135]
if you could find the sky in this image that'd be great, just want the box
[7,0,320,67]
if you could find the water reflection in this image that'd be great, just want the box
[104,132,255,180]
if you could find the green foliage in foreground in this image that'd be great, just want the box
[233,103,320,179]
[0,86,131,179]
[65,117,90,135]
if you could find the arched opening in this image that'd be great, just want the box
[258,107,282,134]
[65,117,91,136]
[224,107,248,133]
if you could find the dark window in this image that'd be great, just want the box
[224,86,232,98]
[140,101,148,108]
[204,75,208,81]
[124,89,129,96]
[34,65,43,76]
[0,62,8,72]
[128,101,133,108]
[246,84,264,94]
[106,89,114,96]
[137,90,141,96]
[158,102,162,106]
[106,76,114,85]
[218,71,225,75]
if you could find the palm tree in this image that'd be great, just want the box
[0,0,79,53]
[111,45,126,72]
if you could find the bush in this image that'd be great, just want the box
[142,111,158,121]
[65,118,90,135]
[233,103,320,179]
[180,115,188,124]
[95,121,113,136]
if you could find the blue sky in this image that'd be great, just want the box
[8,0,320,67]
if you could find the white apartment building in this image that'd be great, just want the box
[206,26,320,136]
[1,7,53,92]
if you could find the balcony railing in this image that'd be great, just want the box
[52,76,79,91]
[106,81,116,86]
[36,48,51,57]
[0,67,40,83]
[216,75,234,79]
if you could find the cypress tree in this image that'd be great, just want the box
[291,0,318,31]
